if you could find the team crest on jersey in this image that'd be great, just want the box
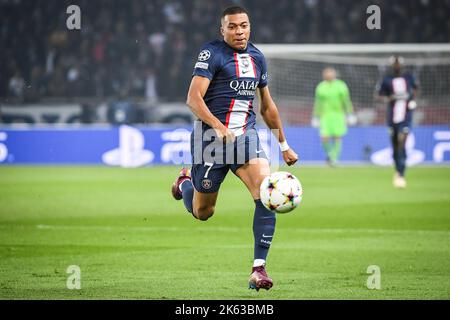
[234,53,256,78]
[202,179,212,189]
[241,57,250,69]
[198,50,211,62]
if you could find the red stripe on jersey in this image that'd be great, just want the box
[250,56,257,77]
[402,77,408,114]
[225,99,235,128]
[233,53,240,77]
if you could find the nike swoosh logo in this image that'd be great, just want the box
[262,234,273,238]
[256,150,263,154]
[242,69,250,74]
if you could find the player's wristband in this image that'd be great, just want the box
[279,141,290,152]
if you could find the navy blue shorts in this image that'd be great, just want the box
[389,121,412,136]
[387,107,412,135]
[190,127,267,193]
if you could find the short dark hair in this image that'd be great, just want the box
[221,5,249,20]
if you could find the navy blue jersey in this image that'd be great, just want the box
[378,73,418,126]
[192,40,268,136]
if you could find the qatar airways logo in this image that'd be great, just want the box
[230,80,259,96]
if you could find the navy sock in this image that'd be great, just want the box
[398,133,408,177]
[397,145,406,177]
[391,133,401,174]
[392,131,407,177]
[253,199,276,261]
[181,180,194,213]
[398,145,406,176]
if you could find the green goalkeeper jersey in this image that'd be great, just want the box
[314,79,353,117]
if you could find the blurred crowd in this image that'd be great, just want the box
[1,0,449,103]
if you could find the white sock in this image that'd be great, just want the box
[253,259,266,267]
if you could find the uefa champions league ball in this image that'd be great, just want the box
[260,171,303,213]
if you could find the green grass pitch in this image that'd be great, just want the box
[0,165,449,299]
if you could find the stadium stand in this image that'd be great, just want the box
[0,0,449,124]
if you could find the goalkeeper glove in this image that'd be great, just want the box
[311,117,320,128]
[346,113,357,126]
[408,100,417,110]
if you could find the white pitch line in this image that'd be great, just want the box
[0,224,447,236]
[34,224,238,233]
[24,224,449,236]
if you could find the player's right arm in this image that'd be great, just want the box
[340,81,357,125]
[311,85,321,128]
[186,76,235,143]
[341,81,354,114]
[375,77,390,103]
[313,85,322,118]
[407,74,419,110]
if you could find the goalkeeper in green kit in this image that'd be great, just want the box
[312,67,356,166]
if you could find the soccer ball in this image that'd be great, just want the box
[260,171,303,213]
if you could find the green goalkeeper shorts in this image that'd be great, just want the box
[319,113,347,137]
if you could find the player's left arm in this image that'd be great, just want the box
[375,77,390,103]
[258,86,298,166]
[408,75,419,110]
[342,81,357,125]
[341,82,354,114]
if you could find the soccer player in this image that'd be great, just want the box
[312,67,356,166]
[377,56,418,188]
[171,6,298,291]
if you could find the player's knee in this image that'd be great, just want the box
[194,206,215,221]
